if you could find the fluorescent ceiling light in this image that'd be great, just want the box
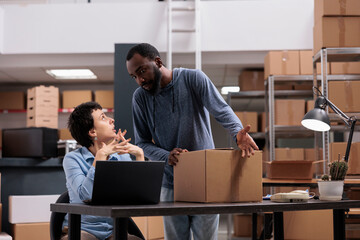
[221,86,239,95]
[46,69,97,79]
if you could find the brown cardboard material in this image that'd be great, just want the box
[58,128,73,140]
[174,149,262,203]
[94,90,114,108]
[314,0,360,22]
[328,81,360,113]
[0,92,25,110]
[275,148,304,161]
[264,51,300,79]
[132,216,164,240]
[275,99,305,126]
[266,160,322,179]
[313,17,360,54]
[260,112,266,133]
[331,62,360,74]
[12,222,50,240]
[233,214,262,237]
[234,112,258,132]
[299,50,313,75]
[330,142,360,174]
[26,115,58,129]
[238,70,265,91]
[306,100,315,113]
[62,90,93,109]
[284,210,333,239]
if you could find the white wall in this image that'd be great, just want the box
[1,0,314,54]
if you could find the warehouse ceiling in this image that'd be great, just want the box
[0,51,266,88]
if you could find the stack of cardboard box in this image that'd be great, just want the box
[26,86,59,129]
[9,195,59,240]
[313,0,360,54]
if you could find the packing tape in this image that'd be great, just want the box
[281,51,289,75]
[338,17,345,47]
[345,81,353,112]
[339,0,347,15]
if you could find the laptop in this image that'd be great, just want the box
[90,161,165,205]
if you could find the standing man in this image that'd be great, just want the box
[126,43,258,240]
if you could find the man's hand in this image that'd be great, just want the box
[168,148,188,166]
[236,125,259,158]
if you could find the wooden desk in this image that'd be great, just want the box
[51,199,360,240]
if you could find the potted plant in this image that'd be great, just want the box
[318,154,348,201]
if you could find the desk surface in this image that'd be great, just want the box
[51,199,360,218]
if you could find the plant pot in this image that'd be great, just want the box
[317,180,344,201]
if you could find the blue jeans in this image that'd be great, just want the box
[160,187,219,240]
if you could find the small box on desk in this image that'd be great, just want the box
[174,149,262,203]
[2,128,58,158]
[266,160,323,180]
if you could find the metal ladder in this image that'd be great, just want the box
[167,0,201,70]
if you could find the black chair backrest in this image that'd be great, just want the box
[50,191,145,240]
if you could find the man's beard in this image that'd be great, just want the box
[146,65,162,96]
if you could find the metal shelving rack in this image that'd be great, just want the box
[312,47,360,175]
[265,75,314,163]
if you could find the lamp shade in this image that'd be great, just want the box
[301,108,331,132]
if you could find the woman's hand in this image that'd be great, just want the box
[116,129,145,161]
[95,137,131,161]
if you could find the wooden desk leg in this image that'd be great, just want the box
[68,214,81,240]
[114,217,128,240]
[333,209,345,240]
[252,213,257,240]
[273,212,284,240]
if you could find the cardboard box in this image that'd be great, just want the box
[330,142,360,174]
[264,51,300,79]
[260,112,266,133]
[12,223,50,240]
[234,112,258,132]
[306,100,315,113]
[314,0,360,21]
[27,86,59,108]
[62,90,92,109]
[238,70,265,91]
[58,128,73,140]
[26,116,58,129]
[9,195,59,223]
[233,214,262,238]
[313,17,360,54]
[174,149,262,203]
[94,90,114,108]
[266,160,321,179]
[275,148,304,161]
[132,216,164,240]
[284,210,333,240]
[305,148,316,161]
[328,81,360,113]
[0,92,25,110]
[275,99,305,126]
[331,62,360,75]
[295,50,330,75]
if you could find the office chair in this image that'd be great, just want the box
[50,191,145,240]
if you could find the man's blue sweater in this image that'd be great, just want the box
[132,68,243,188]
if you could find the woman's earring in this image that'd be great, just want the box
[94,137,97,141]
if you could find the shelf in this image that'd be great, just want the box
[0,157,63,167]
[313,47,360,63]
[269,126,315,138]
[0,108,114,114]
[227,91,265,99]
[249,132,265,139]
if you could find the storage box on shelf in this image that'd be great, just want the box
[26,85,59,129]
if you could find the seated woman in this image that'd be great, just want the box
[61,101,144,240]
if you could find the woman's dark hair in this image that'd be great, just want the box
[68,101,102,148]
[126,43,160,61]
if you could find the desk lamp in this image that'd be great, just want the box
[301,87,357,163]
